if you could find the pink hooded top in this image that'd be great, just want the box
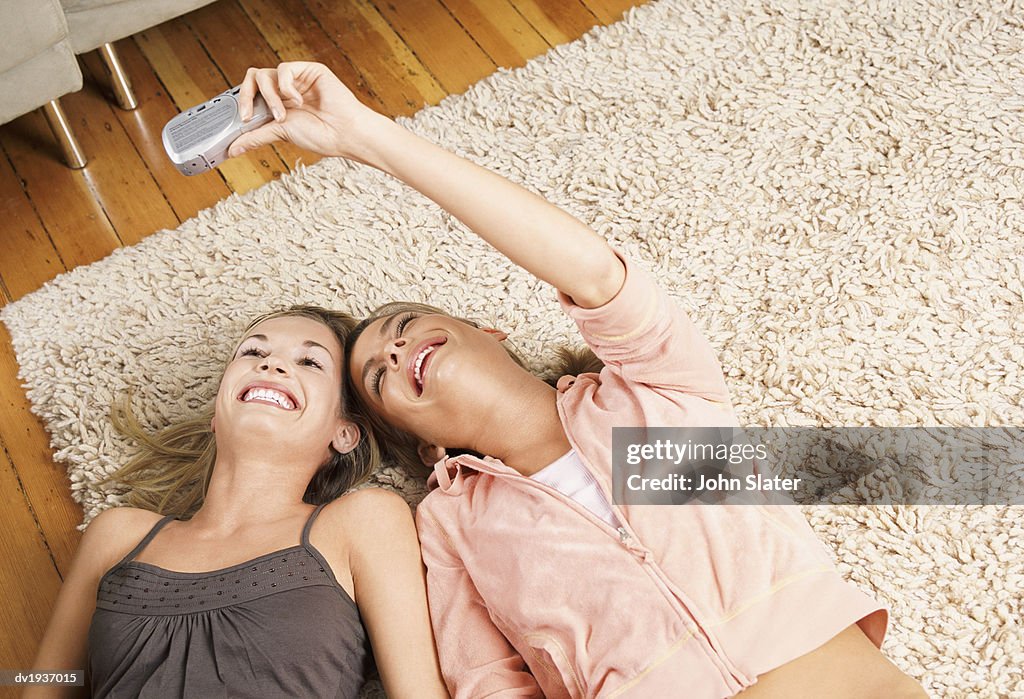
[416,255,887,698]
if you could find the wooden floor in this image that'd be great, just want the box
[0,0,643,685]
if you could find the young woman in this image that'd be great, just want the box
[231,63,928,698]
[27,306,448,698]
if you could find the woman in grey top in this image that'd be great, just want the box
[27,307,448,698]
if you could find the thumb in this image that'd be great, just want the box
[228,122,286,158]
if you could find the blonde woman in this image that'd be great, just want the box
[229,64,927,698]
[27,306,448,698]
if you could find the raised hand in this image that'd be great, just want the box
[228,62,385,162]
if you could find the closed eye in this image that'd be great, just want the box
[396,312,418,336]
[299,356,324,370]
[370,366,385,396]
[366,312,420,398]
[239,346,267,359]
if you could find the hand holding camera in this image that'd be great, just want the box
[229,62,385,163]
[161,85,273,175]
[163,62,389,175]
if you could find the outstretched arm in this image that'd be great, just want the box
[229,62,625,308]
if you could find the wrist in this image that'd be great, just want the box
[345,111,403,169]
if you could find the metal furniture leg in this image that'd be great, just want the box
[42,99,87,169]
[99,42,138,110]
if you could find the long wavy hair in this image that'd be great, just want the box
[342,302,603,476]
[106,305,380,518]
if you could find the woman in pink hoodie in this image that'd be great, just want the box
[233,62,927,699]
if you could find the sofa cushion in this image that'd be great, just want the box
[0,40,82,123]
[0,0,70,75]
[63,0,218,53]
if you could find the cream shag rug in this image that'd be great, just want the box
[4,0,1022,695]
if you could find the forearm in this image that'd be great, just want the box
[232,61,625,305]
[24,583,93,698]
[355,114,624,308]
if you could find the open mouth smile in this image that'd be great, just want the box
[238,383,299,410]
[408,337,447,396]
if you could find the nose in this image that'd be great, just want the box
[384,338,407,370]
[259,355,289,374]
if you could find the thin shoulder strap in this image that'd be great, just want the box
[299,503,351,605]
[115,514,176,566]
[301,503,329,548]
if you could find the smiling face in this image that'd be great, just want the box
[347,310,518,453]
[214,315,357,462]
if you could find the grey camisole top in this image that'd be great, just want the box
[88,504,371,698]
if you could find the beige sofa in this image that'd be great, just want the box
[0,1,82,128]
[0,0,217,167]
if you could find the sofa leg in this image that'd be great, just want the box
[42,100,87,169]
[99,42,138,110]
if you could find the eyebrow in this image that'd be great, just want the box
[303,340,336,361]
[360,356,375,391]
[379,313,397,338]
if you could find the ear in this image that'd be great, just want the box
[331,421,361,455]
[481,327,508,342]
[417,442,447,467]
[210,416,216,434]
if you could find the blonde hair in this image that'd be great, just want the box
[342,302,603,476]
[107,305,380,518]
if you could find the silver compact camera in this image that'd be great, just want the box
[162,85,273,175]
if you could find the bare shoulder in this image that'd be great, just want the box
[320,488,414,535]
[310,489,418,591]
[85,506,164,536]
[81,507,165,574]
[317,489,415,549]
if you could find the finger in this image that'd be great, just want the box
[254,69,287,122]
[278,60,322,82]
[283,60,333,96]
[238,67,259,121]
[228,122,286,158]
[276,63,303,107]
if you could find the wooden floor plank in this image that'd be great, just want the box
[135,20,286,194]
[0,322,83,577]
[185,1,312,169]
[370,0,496,93]
[579,0,642,25]
[0,442,65,677]
[238,0,385,112]
[305,0,447,116]
[508,0,598,46]
[1,111,121,271]
[0,149,66,301]
[58,61,179,247]
[81,40,233,224]
[440,0,553,66]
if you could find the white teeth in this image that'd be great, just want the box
[414,345,437,388]
[242,387,295,410]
